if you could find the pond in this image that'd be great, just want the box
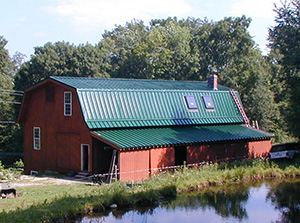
[77,180,300,223]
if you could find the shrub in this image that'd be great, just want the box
[0,161,22,180]
[14,159,24,168]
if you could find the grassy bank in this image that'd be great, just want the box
[1,158,300,223]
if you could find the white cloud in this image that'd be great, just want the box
[17,16,27,22]
[33,32,47,37]
[229,0,282,19]
[45,0,192,31]
[16,16,27,27]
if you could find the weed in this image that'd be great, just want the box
[1,158,300,223]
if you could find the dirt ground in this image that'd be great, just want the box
[12,175,90,187]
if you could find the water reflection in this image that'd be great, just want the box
[166,184,250,220]
[78,180,300,223]
[267,181,300,223]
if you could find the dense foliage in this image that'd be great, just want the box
[0,36,18,153]
[1,1,300,157]
[268,0,300,140]
[14,42,110,91]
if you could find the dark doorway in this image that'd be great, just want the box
[81,144,89,171]
[92,138,115,174]
[175,146,187,166]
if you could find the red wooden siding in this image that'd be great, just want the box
[248,140,272,157]
[119,150,149,181]
[118,147,175,181]
[150,147,175,175]
[22,81,92,174]
[187,140,272,164]
[187,143,248,164]
[118,140,271,181]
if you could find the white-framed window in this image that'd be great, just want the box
[64,91,72,116]
[33,127,41,150]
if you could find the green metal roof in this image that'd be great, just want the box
[92,125,274,149]
[77,89,244,129]
[49,76,245,129]
[50,76,230,91]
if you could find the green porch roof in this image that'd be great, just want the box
[49,76,245,129]
[92,125,274,149]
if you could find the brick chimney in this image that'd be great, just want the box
[207,74,218,90]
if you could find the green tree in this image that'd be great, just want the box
[100,20,149,78]
[269,0,300,139]
[129,19,193,80]
[100,16,256,81]
[0,36,15,152]
[187,16,254,79]
[220,48,280,133]
[269,0,300,70]
[266,49,295,142]
[14,41,110,91]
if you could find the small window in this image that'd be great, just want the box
[64,92,72,116]
[202,95,215,109]
[184,95,198,110]
[33,127,41,150]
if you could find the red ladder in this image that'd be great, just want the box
[229,89,250,126]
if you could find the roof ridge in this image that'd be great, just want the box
[50,76,207,83]
[50,75,230,92]
[77,88,230,92]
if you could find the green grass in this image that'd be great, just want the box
[1,158,300,223]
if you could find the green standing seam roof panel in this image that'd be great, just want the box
[92,125,274,149]
[50,76,231,91]
[50,76,245,129]
[77,89,244,129]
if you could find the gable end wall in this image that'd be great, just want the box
[22,81,92,174]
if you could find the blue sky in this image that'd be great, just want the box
[0,0,281,59]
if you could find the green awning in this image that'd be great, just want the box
[92,125,274,149]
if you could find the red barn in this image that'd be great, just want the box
[18,76,273,181]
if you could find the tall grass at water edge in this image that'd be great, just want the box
[1,158,300,223]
